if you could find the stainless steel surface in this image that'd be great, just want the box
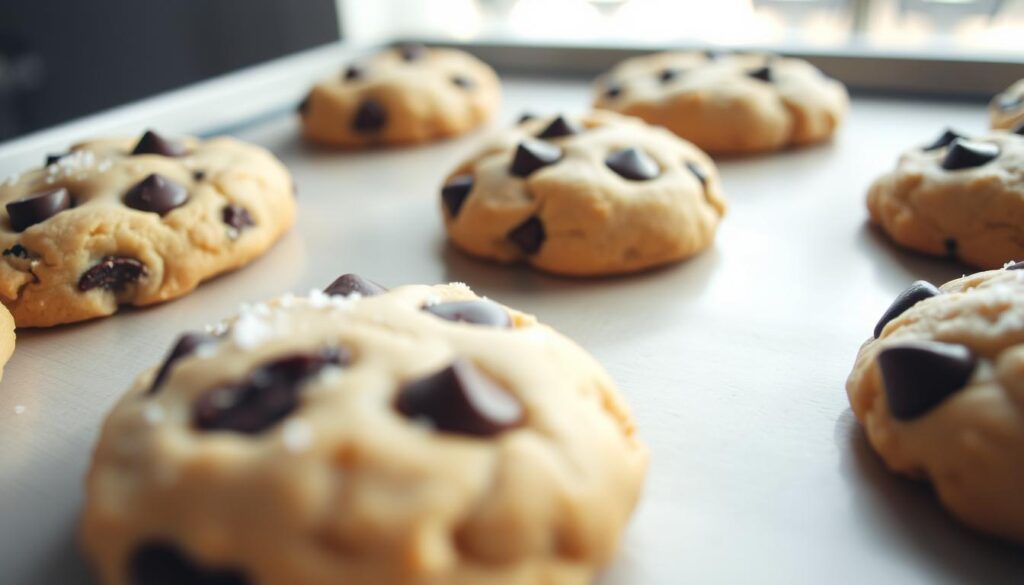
[1,75,1023,584]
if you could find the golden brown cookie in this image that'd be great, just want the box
[847,266,1024,544]
[592,51,848,155]
[990,79,1024,133]
[441,111,726,276]
[81,276,648,585]
[0,131,295,327]
[0,303,13,381]
[300,44,501,148]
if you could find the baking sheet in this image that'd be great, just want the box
[1,75,1022,584]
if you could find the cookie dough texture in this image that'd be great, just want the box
[846,267,1024,544]
[81,283,648,585]
[867,132,1024,269]
[301,46,501,148]
[0,135,295,327]
[442,111,726,276]
[0,304,13,382]
[990,79,1024,132]
[592,51,848,155]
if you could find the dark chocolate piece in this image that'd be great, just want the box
[748,66,772,82]
[222,205,255,231]
[148,332,219,395]
[940,139,999,170]
[343,64,364,81]
[2,244,28,259]
[507,216,545,255]
[686,162,708,186]
[324,273,387,297]
[123,174,189,215]
[441,175,473,218]
[352,100,387,132]
[398,43,426,61]
[451,75,475,89]
[873,280,941,339]
[878,341,976,420]
[78,257,147,292]
[509,140,562,178]
[424,300,511,327]
[605,147,660,181]
[537,115,580,139]
[6,187,72,232]
[129,542,249,585]
[132,130,186,157]
[923,128,964,151]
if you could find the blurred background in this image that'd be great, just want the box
[0,0,1021,141]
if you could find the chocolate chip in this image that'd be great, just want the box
[1006,261,1024,270]
[395,359,523,437]
[129,542,249,585]
[686,162,708,186]
[398,43,426,61]
[659,68,682,83]
[148,332,218,395]
[878,341,976,420]
[944,237,958,258]
[996,92,1023,112]
[192,170,206,182]
[324,273,387,297]
[873,280,940,339]
[941,138,999,170]
[509,140,562,178]
[923,128,964,151]
[518,112,537,124]
[537,115,580,139]
[424,300,511,327]
[748,66,772,82]
[2,244,28,259]
[441,174,473,218]
[352,99,387,132]
[606,147,660,181]
[297,94,310,116]
[6,187,72,232]
[132,130,186,157]
[78,256,147,292]
[507,216,545,255]
[343,64,364,81]
[222,205,255,231]
[193,347,347,434]
[123,174,189,216]
[451,75,475,89]
[604,83,622,99]
[45,152,70,167]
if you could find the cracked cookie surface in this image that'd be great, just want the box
[441,111,726,276]
[846,266,1024,544]
[0,132,295,327]
[990,79,1024,132]
[300,45,500,148]
[592,51,848,155]
[867,130,1024,269]
[81,279,648,585]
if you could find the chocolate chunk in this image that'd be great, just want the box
[507,216,545,255]
[518,112,537,124]
[148,332,218,395]
[78,256,147,292]
[398,43,426,61]
[537,115,580,139]
[6,187,72,232]
[923,128,964,151]
[132,130,186,157]
[748,66,772,82]
[1006,261,1024,270]
[2,244,28,259]
[192,170,206,182]
[944,237,958,257]
[878,341,976,420]
[686,162,708,186]
[941,138,999,170]
[194,347,346,434]
[606,147,660,181]
[297,94,310,116]
[424,300,511,327]
[509,140,562,177]
[604,83,622,99]
[222,204,255,231]
[352,99,387,132]
[996,92,1023,112]
[324,273,387,297]
[659,68,681,83]
[343,64,364,81]
[395,359,523,437]
[451,75,475,89]
[441,174,473,218]
[45,152,70,167]
[873,280,940,339]
[129,542,249,585]
[124,174,189,215]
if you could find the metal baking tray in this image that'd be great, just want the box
[1,42,1021,584]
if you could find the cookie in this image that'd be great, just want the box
[300,44,501,148]
[81,276,648,585]
[0,303,13,382]
[0,131,295,327]
[867,129,1024,269]
[441,111,726,276]
[846,265,1024,544]
[592,51,848,155]
[990,79,1024,133]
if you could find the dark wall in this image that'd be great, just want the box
[0,0,339,141]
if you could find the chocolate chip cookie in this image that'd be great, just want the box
[846,265,1024,544]
[300,44,501,148]
[0,131,296,327]
[990,79,1024,133]
[441,111,726,276]
[81,276,648,585]
[867,129,1024,269]
[592,51,848,155]
[0,304,13,381]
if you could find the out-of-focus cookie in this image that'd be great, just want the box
[300,44,501,148]
[592,51,848,155]
[440,110,726,276]
[81,276,648,585]
[0,304,13,381]
[846,266,1024,544]
[867,128,1024,269]
[0,131,295,327]
[990,79,1024,133]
